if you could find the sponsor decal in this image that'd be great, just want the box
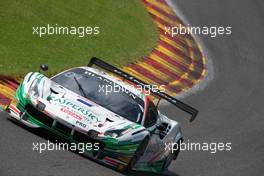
[77,98,93,107]
[60,107,82,120]
[76,120,87,128]
[50,97,99,122]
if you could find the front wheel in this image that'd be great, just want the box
[162,139,182,171]
[126,136,149,171]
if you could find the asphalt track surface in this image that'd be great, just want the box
[1,0,264,175]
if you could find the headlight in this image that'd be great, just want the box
[30,79,40,98]
[104,129,126,138]
[32,84,39,97]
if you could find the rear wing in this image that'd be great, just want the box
[88,57,198,122]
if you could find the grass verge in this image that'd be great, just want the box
[0,0,158,76]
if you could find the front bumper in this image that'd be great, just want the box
[8,101,138,170]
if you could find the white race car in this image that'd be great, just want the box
[7,57,198,173]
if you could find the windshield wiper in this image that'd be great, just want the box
[73,76,87,98]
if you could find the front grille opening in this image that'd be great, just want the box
[26,104,53,127]
[73,131,90,143]
[54,121,72,136]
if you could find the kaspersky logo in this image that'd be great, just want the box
[49,97,99,122]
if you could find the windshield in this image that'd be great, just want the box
[52,68,145,124]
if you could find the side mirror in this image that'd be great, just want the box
[156,123,168,140]
[157,123,167,131]
[40,64,48,72]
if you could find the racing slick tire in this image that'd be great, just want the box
[162,139,182,171]
[126,136,150,172]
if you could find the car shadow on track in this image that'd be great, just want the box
[7,117,180,176]
[127,170,179,176]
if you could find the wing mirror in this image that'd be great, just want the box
[157,123,167,131]
[156,123,168,139]
[40,64,49,73]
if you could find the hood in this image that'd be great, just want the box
[24,72,143,135]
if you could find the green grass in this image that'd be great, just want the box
[0,0,158,76]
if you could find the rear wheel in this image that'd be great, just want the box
[126,136,149,171]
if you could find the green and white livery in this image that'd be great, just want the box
[7,58,198,173]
